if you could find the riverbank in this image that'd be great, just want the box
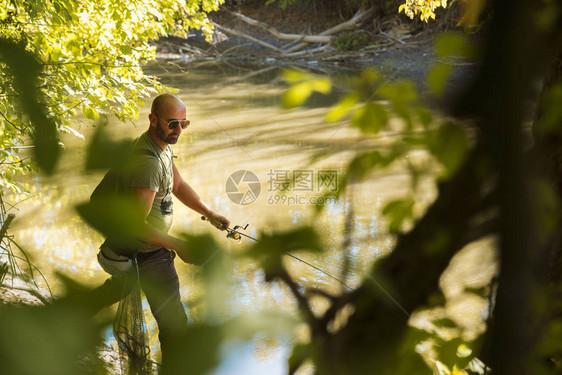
[155,1,476,101]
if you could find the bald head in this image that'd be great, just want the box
[148,93,188,148]
[151,93,185,116]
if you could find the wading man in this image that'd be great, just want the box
[93,93,229,365]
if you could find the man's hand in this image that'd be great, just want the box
[206,212,230,231]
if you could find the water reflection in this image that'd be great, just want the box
[7,60,495,372]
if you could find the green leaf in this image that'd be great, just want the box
[537,83,562,134]
[351,102,388,134]
[85,122,133,171]
[76,195,146,247]
[0,38,61,175]
[82,106,100,120]
[282,69,307,84]
[119,44,133,54]
[245,226,323,280]
[282,82,313,108]
[379,81,418,104]
[288,343,312,374]
[434,32,475,59]
[163,324,223,375]
[428,122,469,179]
[382,199,414,232]
[427,63,453,96]
[326,93,359,122]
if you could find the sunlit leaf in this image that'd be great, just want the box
[282,82,313,108]
[326,93,360,122]
[282,69,307,84]
[351,102,388,134]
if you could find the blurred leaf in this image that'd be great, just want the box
[76,195,146,247]
[434,32,475,59]
[245,226,323,279]
[379,326,432,375]
[0,38,60,174]
[458,0,487,26]
[181,233,229,312]
[353,68,381,99]
[351,101,388,134]
[282,70,331,108]
[163,324,223,375]
[310,78,332,94]
[0,303,101,375]
[537,84,562,134]
[379,80,418,103]
[422,230,451,256]
[226,312,300,340]
[85,122,133,171]
[379,81,418,128]
[532,178,561,245]
[428,122,469,179]
[326,93,359,122]
[347,150,399,182]
[282,69,307,84]
[382,199,414,232]
[282,82,313,108]
[82,106,100,120]
[288,343,312,375]
[416,107,433,129]
[433,337,474,370]
[427,63,454,96]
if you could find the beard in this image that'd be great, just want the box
[156,125,179,144]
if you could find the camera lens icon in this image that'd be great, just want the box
[226,170,261,205]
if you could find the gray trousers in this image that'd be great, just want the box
[92,248,187,363]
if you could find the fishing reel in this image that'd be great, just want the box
[226,224,248,243]
[201,216,251,243]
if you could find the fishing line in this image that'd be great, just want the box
[201,216,353,290]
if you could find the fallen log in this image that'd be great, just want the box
[283,7,374,53]
[211,22,280,52]
[226,10,331,44]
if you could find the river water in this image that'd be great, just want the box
[8,60,496,373]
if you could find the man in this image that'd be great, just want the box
[93,93,229,364]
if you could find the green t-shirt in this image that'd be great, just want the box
[110,131,175,254]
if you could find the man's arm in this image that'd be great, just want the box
[131,187,198,263]
[172,163,230,230]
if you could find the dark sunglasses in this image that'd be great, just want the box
[156,116,190,130]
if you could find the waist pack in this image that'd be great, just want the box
[97,243,133,277]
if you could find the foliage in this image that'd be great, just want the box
[399,0,487,25]
[0,0,223,189]
[399,0,449,22]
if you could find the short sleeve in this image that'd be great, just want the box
[129,155,161,191]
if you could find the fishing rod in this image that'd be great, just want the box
[201,216,353,290]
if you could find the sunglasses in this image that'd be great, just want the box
[156,116,190,130]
